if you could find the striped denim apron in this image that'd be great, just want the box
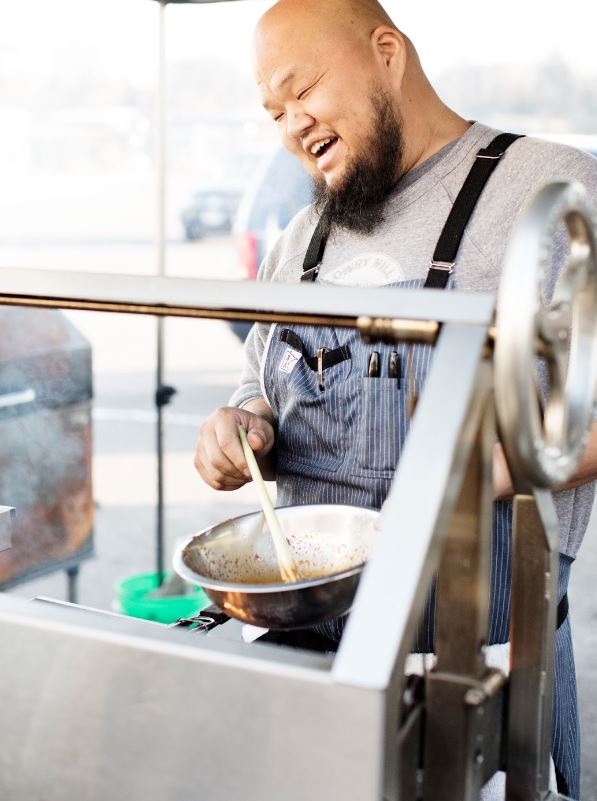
[262,298,514,653]
[261,132,579,797]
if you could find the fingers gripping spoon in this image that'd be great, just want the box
[237,425,300,583]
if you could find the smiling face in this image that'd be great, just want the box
[257,57,379,188]
[254,1,405,192]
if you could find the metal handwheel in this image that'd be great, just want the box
[494,180,597,490]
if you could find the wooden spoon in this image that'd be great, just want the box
[237,425,300,583]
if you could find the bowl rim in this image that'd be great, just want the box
[172,503,378,595]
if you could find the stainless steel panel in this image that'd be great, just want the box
[0,595,385,801]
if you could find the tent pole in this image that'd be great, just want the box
[155,0,175,584]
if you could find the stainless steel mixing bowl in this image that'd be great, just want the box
[173,504,378,629]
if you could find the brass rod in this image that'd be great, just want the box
[0,294,351,325]
[0,294,441,342]
[0,294,551,359]
[357,315,440,344]
[0,293,555,356]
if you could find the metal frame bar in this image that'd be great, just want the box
[0,281,499,801]
[0,267,495,327]
[0,283,565,799]
[423,387,501,801]
[333,322,491,800]
[506,490,560,801]
[333,323,491,691]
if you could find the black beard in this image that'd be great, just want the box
[311,94,404,235]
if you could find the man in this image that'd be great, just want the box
[194,1,597,796]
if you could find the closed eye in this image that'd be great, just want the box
[297,84,315,100]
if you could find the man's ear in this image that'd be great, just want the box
[372,26,406,76]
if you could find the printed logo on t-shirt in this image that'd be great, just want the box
[319,252,405,286]
[279,347,302,374]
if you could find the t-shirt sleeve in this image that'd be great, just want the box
[228,318,271,408]
[227,204,317,411]
[227,228,291,409]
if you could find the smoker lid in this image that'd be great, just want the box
[0,308,92,416]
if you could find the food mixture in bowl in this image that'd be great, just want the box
[182,506,378,586]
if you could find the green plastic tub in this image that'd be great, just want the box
[115,571,209,624]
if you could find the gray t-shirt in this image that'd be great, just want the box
[230,122,597,557]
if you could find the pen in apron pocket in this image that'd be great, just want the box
[367,352,380,377]
[389,351,401,380]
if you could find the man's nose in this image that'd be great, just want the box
[286,104,314,140]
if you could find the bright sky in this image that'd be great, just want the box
[3,0,597,84]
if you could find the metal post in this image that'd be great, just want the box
[423,385,503,801]
[506,490,560,801]
[66,565,80,605]
[155,0,176,584]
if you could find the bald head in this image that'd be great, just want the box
[253,0,427,134]
[255,0,397,46]
[253,0,468,197]
[254,0,407,79]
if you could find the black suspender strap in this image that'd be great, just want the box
[301,217,328,282]
[280,328,351,370]
[301,132,524,286]
[424,132,524,289]
[557,592,569,630]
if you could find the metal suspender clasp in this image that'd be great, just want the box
[476,147,504,160]
[300,263,321,282]
[429,259,455,273]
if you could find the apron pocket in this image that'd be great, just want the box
[276,358,354,475]
[352,377,409,477]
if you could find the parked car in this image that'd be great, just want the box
[230,148,312,341]
[181,186,243,241]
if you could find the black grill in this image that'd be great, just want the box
[0,307,94,587]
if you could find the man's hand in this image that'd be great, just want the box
[194,400,275,490]
[493,421,597,499]
[493,443,514,500]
